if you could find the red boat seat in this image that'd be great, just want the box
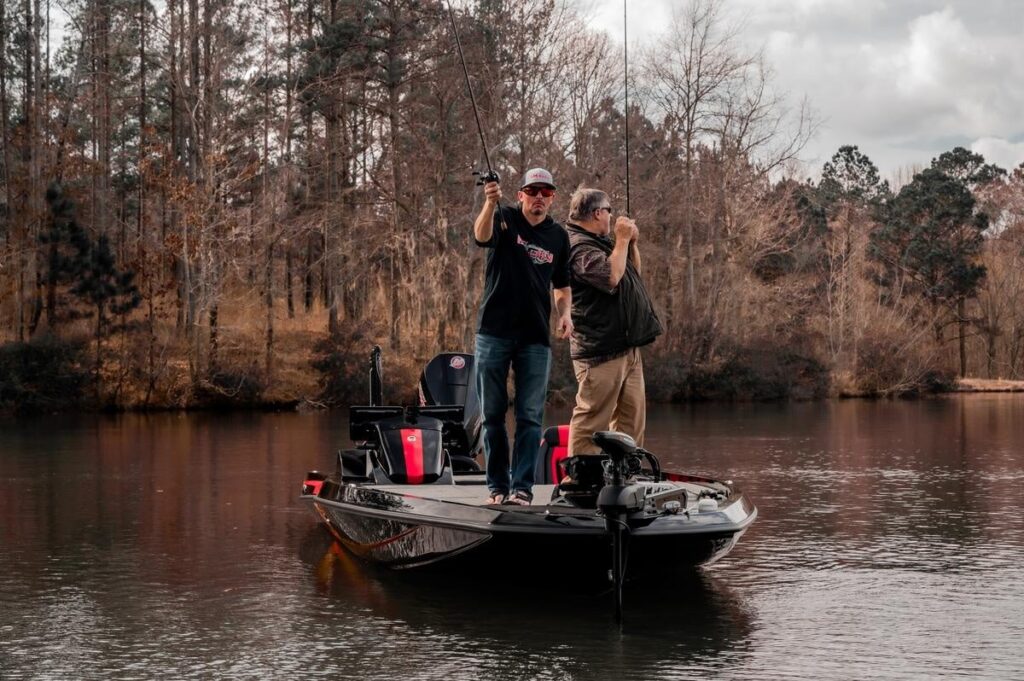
[534,425,570,485]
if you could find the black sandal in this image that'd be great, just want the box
[486,491,508,505]
[505,490,533,506]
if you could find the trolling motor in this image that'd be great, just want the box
[591,431,648,624]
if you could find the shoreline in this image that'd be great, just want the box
[4,379,1023,417]
[951,378,1024,393]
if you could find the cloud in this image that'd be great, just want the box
[586,0,1024,177]
[970,137,1024,172]
[747,4,1024,175]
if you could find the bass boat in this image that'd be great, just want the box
[300,348,756,617]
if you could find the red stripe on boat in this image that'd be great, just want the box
[304,479,324,496]
[551,425,571,482]
[401,428,424,484]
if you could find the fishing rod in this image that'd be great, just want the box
[601,1,639,628]
[624,0,631,216]
[444,0,509,231]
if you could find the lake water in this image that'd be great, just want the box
[2,396,1023,680]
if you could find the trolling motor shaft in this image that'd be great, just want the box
[593,431,647,624]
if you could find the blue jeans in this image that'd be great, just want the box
[475,333,551,496]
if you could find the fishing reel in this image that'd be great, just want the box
[473,170,500,186]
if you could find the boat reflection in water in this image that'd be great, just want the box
[299,525,756,675]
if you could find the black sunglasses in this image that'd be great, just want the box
[595,206,612,214]
[521,186,555,198]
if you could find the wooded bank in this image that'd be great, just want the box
[2,0,1024,412]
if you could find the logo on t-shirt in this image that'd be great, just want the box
[516,234,554,265]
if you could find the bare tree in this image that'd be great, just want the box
[641,0,813,357]
[641,0,754,336]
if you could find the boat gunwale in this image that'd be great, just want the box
[301,486,757,537]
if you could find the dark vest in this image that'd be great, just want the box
[567,224,663,361]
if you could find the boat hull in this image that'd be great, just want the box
[302,477,756,578]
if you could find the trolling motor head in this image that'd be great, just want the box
[593,431,646,514]
[559,432,647,509]
[592,431,637,468]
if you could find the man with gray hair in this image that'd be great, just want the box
[564,187,662,459]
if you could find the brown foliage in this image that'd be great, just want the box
[2,0,1019,410]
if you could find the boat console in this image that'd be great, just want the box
[338,348,484,486]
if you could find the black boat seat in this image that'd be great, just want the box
[534,425,570,485]
[418,353,482,458]
[372,416,447,484]
[350,406,404,441]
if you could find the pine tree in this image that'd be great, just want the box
[43,182,141,375]
[869,168,988,375]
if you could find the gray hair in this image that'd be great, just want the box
[568,187,609,222]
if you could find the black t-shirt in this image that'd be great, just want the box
[475,204,571,346]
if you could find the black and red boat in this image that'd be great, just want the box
[300,347,756,603]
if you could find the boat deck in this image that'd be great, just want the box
[373,474,559,507]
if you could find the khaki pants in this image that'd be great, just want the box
[568,348,646,457]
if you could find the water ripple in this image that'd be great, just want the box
[3,403,1024,680]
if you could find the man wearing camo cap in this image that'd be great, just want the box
[472,168,573,506]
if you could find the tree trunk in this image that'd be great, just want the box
[262,2,274,379]
[304,236,313,312]
[138,0,147,247]
[684,132,696,317]
[323,0,338,334]
[187,0,199,180]
[169,0,179,164]
[100,0,110,237]
[26,0,43,338]
[0,0,11,234]
[208,303,218,369]
[145,275,156,404]
[286,247,295,318]
[388,77,401,350]
[284,0,293,161]
[986,327,996,378]
[265,243,274,378]
[958,296,967,377]
[202,0,212,168]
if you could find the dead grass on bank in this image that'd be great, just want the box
[78,289,336,409]
[954,378,1024,392]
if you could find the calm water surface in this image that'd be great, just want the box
[2,397,1023,680]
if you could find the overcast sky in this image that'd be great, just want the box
[584,0,1024,182]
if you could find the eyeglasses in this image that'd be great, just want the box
[521,186,555,198]
[595,206,613,214]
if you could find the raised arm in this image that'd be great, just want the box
[609,217,636,288]
[629,236,642,275]
[474,181,501,243]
